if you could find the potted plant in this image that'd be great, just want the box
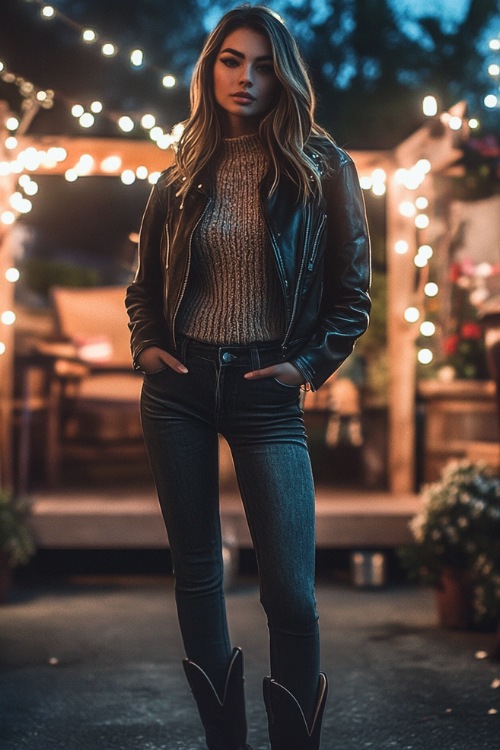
[399,460,500,631]
[0,490,35,602]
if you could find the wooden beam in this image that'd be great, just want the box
[15,135,174,175]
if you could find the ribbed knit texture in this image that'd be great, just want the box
[177,133,286,344]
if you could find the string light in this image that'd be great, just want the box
[424,282,438,297]
[101,42,116,57]
[130,49,144,67]
[6,117,20,131]
[418,348,433,365]
[118,116,134,133]
[420,322,436,337]
[0,14,175,141]
[1,311,16,326]
[22,0,178,103]
[399,200,416,217]
[120,169,136,185]
[404,307,420,323]
[414,254,428,268]
[0,7,179,361]
[415,213,430,229]
[1,211,16,225]
[395,240,409,255]
[448,116,463,130]
[5,268,20,283]
[101,155,123,173]
[162,75,176,89]
[417,244,433,260]
[141,113,156,129]
[79,112,95,128]
[423,95,438,117]
[41,5,55,19]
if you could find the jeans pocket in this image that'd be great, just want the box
[144,366,170,376]
[273,377,300,389]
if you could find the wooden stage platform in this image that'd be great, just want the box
[29,485,422,550]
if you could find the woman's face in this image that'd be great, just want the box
[213,27,280,137]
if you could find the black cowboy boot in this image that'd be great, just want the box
[263,672,328,750]
[183,647,252,750]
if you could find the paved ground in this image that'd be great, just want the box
[1,567,500,750]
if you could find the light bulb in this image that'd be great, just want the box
[5,268,20,282]
[404,307,420,323]
[130,49,144,66]
[423,96,437,116]
[102,43,116,57]
[420,321,436,337]
[418,348,433,365]
[395,240,409,255]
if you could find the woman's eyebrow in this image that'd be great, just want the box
[219,47,272,62]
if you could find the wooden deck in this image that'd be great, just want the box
[29,484,421,550]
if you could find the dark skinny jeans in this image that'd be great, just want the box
[140,336,320,720]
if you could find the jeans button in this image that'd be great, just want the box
[222,351,235,363]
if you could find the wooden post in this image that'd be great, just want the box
[0,102,15,489]
[386,173,418,493]
[386,103,467,493]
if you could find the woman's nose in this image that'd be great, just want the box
[239,66,254,86]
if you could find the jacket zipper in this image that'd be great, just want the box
[282,207,311,348]
[170,198,210,344]
[307,212,326,271]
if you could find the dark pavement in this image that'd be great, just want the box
[1,569,500,750]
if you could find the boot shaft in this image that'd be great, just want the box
[263,673,328,750]
[183,647,251,750]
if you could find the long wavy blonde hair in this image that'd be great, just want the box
[169,5,335,203]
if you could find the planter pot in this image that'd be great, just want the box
[434,567,474,630]
[0,551,13,604]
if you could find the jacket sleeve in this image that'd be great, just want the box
[291,157,371,390]
[125,179,170,368]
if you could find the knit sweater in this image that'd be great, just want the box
[177,133,286,345]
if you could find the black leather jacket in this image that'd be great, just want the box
[126,143,371,391]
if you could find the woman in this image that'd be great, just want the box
[126,5,370,749]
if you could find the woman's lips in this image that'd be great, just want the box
[231,92,255,104]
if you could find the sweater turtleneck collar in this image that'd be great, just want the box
[222,132,262,157]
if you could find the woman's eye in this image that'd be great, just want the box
[220,57,238,67]
[258,64,275,75]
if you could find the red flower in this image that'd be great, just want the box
[444,334,459,355]
[460,322,482,340]
[449,263,461,283]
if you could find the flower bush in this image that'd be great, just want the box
[399,460,500,627]
[0,491,35,568]
[437,259,500,380]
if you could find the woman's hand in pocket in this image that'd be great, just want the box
[137,346,188,375]
[244,361,304,386]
